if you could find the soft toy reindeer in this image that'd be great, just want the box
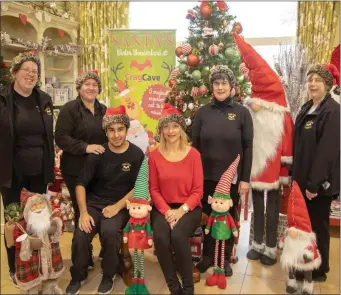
[123,157,153,295]
[205,155,240,289]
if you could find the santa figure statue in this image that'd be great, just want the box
[280,181,321,295]
[233,32,294,265]
[14,191,64,294]
[127,119,149,154]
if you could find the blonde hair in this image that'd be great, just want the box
[159,127,189,152]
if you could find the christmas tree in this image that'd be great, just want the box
[0,56,11,90]
[165,1,250,137]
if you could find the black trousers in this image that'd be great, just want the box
[252,189,281,248]
[202,180,239,261]
[305,195,333,274]
[70,205,129,280]
[0,173,46,274]
[63,174,80,227]
[151,206,201,295]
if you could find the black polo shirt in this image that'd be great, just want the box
[192,97,253,183]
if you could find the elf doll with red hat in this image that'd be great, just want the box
[233,32,294,266]
[280,181,321,295]
[205,155,239,289]
[123,157,153,294]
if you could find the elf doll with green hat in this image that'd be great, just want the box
[205,155,240,289]
[123,157,153,294]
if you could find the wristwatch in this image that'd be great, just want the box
[182,204,189,213]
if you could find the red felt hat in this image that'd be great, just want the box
[105,105,127,116]
[161,103,182,117]
[233,32,288,110]
[322,64,340,86]
[287,181,312,233]
[102,105,130,129]
[130,198,150,205]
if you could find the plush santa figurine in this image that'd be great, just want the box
[127,119,149,154]
[14,191,64,294]
[280,181,321,295]
[205,155,239,289]
[123,157,153,295]
[233,32,294,266]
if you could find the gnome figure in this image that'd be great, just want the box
[205,155,240,290]
[14,191,64,294]
[280,181,321,295]
[233,32,294,266]
[123,157,153,295]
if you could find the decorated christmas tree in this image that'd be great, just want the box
[165,1,250,137]
[0,56,11,90]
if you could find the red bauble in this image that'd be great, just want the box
[175,46,183,57]
[200,4,212,19]
[187,54,199,67]
[233,23,243,34]
[168,79,176,88]
[198,85,208,95]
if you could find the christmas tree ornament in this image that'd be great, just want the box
[217,1,228,11]
[198,84,208,95]
[179,63,188,74]
[223,19,229,27]
[185,118,192,126]
[200,3,213,18]
[168,79,176,88]
[182,43,192,56]
[233,22,243,34]
[239,62,249,75]
[175,46,183,57]
[192,70,202,81]
[237,75,244,83]
[191,87,199,97]
[198,41,205,50]
[218,42,224,50]
[205,155,240,289]
[186,9,197,21]
[179,55,185,61]
[188,102,194,111]
[203,21,214,38]
[209,44,219,56]
[124,157,153,295]
[225,47,238,58]
[187,54,199,67]
[182,102,188,112]
[171,68,180,79]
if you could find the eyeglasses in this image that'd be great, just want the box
[19,68,38,76]
[213,81,230,87]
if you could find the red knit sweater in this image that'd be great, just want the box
[148,147,203,215]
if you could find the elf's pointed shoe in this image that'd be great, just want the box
[136,279,150,295]
[206,273,218,286]
[125,278,139,294]
[217,273,227,289]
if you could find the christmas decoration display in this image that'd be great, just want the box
[1,31,81,55]
[205,155,240,289]
[21,2,76,21]
[4,202,23,248]
[0,55,11,90]
[123,157,153,295]
[233,32,294,267]
[14,191,64,294]
[280,181,321,295]
[165,1,249,138]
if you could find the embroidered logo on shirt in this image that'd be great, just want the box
[122,162,131,172]
[227,113,236,120]
[44,106,52,116]
[304,120,313,129]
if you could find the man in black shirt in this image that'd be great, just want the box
[66,106,144,295]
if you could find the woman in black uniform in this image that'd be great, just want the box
[0,51,55,286]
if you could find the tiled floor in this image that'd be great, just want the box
[1,212,339,294]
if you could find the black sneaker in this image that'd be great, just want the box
[88,255,95,270]
[97,274,115,294]
[224,260,233,277]
[9,272,19,288]
[66,279,86,295]
[312,270,327,282]
[196,256,213,273]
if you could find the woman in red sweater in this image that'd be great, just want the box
[149,104,203,295]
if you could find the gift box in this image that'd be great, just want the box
[249,211,287,248]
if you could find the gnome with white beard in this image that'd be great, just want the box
[14,192,64,294]
[280,181,321,295]
[233,32,294,265]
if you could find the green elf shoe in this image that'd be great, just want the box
[125,280,139,295]
[137,279,149,295]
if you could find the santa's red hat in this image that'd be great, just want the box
[116,80,130,96]
[322,64,340,86]
[102,105,130,130]
[157,103,186,131]
[287,181,312,234]
[330,44,340,74]
[233,32,289,112]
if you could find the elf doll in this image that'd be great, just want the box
[123,157,153,294]
[205,155,240,289]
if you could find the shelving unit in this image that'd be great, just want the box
[1,2,79,106]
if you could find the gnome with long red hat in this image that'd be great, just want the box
[233,32,294,265]
[280,181,321,295]
[205,155,239,289]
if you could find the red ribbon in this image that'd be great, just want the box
[200,1,228,12]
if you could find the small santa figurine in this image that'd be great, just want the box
[233,32,294,266]
[14,191,64,294]
[127,119,149,154]
[280,181,321,295]
[205,155,239,289]
[123,157,153,295]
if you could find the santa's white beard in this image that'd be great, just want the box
[27,208,51,238]
[127,130,149,153]
[281,235,312,270]
[247,107,285,178]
